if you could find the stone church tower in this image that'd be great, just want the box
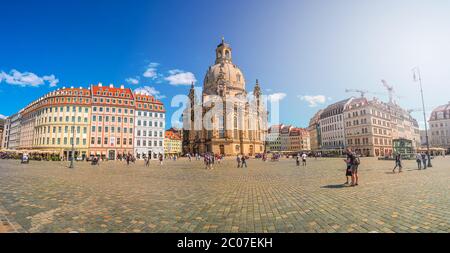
[183,39,268,156]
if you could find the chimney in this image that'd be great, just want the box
[109,84,114,88]
[98,83,102,87]
[70,86,74,89]
[120,85,124,89]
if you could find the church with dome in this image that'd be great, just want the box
[183,39,268,156]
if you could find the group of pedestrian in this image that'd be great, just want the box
[393,152,431,173]
[125,153,136,165]
[344,148,360,186]
[416,152,429,170]
[236,155,248,168]
[204,153,215,170]
[296,153,307,166]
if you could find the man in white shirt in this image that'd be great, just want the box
[302,153,307,166]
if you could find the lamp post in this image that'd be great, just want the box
[413,67,432,168]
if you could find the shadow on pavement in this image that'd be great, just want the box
[321,184,347,189]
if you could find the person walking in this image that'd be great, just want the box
[241,155,247,168]
[236,155,241,168]
[393,153,402,173]
[126,154,130,166]
[209,154,214,170]
[188,153,192,162]
[416,153,422,170]
[302,153,307,166]
[204,154,209,170]
[159,154,163,166]
[145,156,150,167]
[421,152,427,169]
[296,154,300,166]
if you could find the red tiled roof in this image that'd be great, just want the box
[165,131,181,140]
[91,84,134,98]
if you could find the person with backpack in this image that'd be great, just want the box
[346,148,360,186]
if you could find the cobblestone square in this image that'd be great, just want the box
[0,157,449,233]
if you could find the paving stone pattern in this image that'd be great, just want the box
[0,157,448,233]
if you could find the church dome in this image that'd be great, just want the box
[203,39,246,95]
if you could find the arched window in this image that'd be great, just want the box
[225,50,230,58]
[236,74,241,82]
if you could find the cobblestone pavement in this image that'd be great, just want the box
[0,157,448,233]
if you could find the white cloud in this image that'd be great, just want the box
[164,70,197,86]
[43,75,59,87]
[143,62,160,79]
[0,114,7,119]
[125,77,140,85]
[0,69,59,87]
[299,95,328,107]
[134,86,166,99]
[268,92,287,102]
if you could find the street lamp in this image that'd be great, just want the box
[413,67,432,168]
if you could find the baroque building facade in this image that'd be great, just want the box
[165,129,182,157]
[266,124,310,153]
[31,87,91,159]
[308,110,322,152]
[344,97,393,157]
[183,39,268,156]
[429,101,450,153]
[1,84,165,160]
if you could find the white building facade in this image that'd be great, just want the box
[4,112,22,150]
[134,92,165,159]
[319,98,353,152]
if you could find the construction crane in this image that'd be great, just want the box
[381,80,395,104]
[345,89,369,98]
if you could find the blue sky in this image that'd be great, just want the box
[1,0,450,129]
